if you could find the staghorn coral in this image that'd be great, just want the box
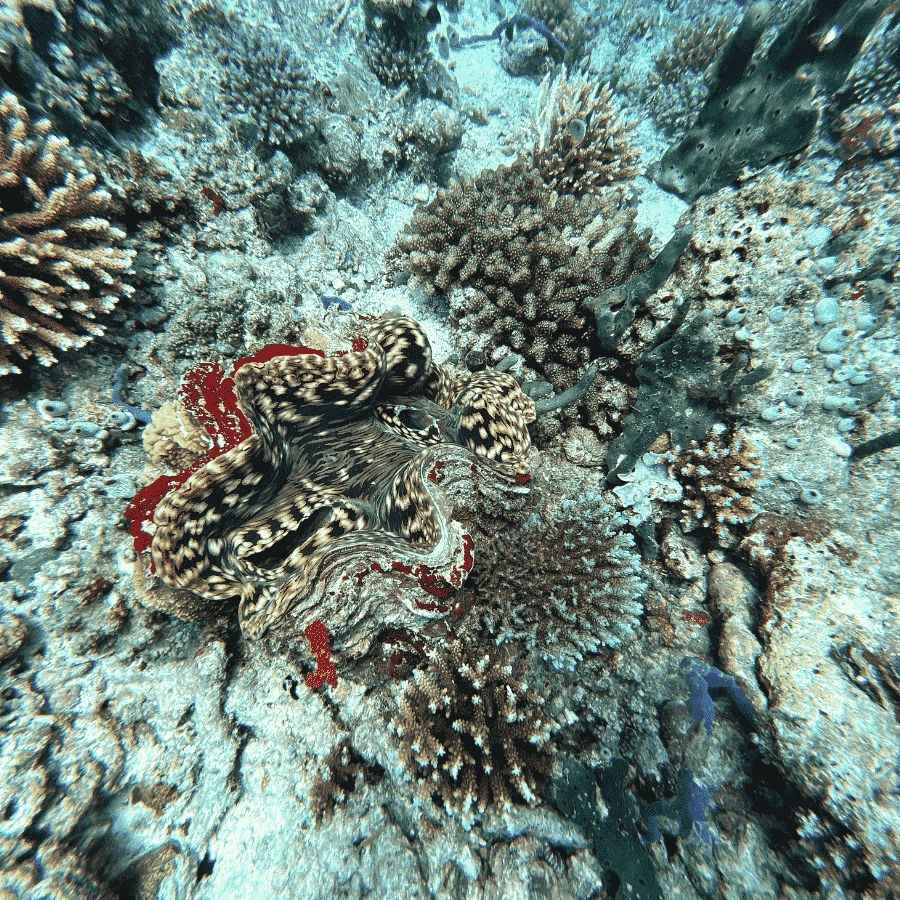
[125,317,535,660]
[667,424,763,545]
[216,23,319,147]
[391,158,652,436]
[472,494,646,671]
[533,71,640,197]
[390,638,556,827]
[520,0,584,64]
[0,92,135,377]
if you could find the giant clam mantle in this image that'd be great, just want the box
[128,317,535,657]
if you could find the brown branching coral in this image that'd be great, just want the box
[472,494,646,672]
[390,639,556,826]
[391,158,651,435]
[522,0,578,54]
[651,16,735,84]
[667,425,763,545]
[533,72,640,198]
[0,92,135,376]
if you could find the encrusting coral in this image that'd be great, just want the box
[473,494,646,671]
[0,91,135,376]
[126,317,536,660]
[390,638,557,827]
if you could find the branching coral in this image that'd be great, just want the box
[472,494,647,671]
[310,738,384,824]
[644,15,736,137]
[533,72,640,197]
[361,0,451,99]
[126,317,535,660]
[216,23,319,147]
[0,92,135,376]
[1,0,171,138]
[667,425,763,545]
[390,639,556,827]
[390,158,651,435]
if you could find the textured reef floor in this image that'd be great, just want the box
[1,0,900,898]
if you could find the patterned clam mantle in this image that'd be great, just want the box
[127,317,536,656]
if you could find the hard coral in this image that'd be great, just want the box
[391,639,556,827]
[645,15,736,137]
[473,494,646,671]
[667,425,763,546]
[0,92,135,376]
[216,23,319,147]
[1,0,171,139]
[126,317,535,660]
[533,72,640,197]
[391,158,651,435]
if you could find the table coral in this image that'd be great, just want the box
[128,316,535,659]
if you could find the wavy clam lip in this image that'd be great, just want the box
[147,316,536,651]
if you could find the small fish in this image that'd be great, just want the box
[322,295,352,311]
[810,21,844,51]
[490,0,505,19]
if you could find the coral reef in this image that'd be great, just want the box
[473,494,647,671]
[126,316,535,659]
[829,10,900,159]
[650,0,891,202]
[644,15,736,137]
[532,71,640,197]
[0,92,135,376]
[361,0,456,103]
[667,425,764,545]
[391,158,651,435]
[215,23,319,147]
[390,639,557,827]
[0,0,172,139]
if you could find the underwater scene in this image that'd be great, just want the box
[1,0,899,897]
